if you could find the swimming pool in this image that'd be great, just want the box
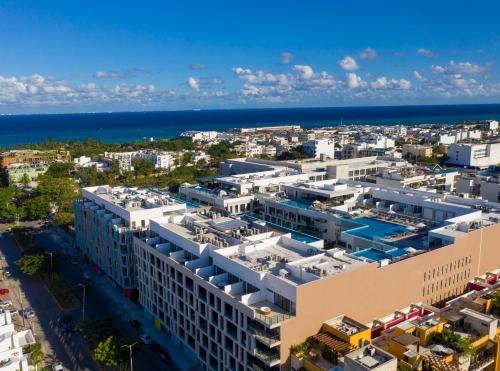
[346,217,408,240]
[353,247,408,262]
[280,199,313,209]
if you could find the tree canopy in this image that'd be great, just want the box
[16,254,46,275]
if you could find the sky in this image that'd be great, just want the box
[0,0,500,114]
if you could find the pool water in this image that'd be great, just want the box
[281,199,313,209]
[353,247,408,262]
[346,217,408,240]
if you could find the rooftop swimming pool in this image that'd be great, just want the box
[344,217,426,249]
[168,194,201,209]
[346,217,408,239]
[240,213,320,243]
[353,247,409,262]
[280,199,314,209]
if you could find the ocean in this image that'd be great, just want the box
[1,104,500,147]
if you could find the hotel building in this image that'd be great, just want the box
[73,186,186,299]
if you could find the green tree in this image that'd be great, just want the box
[16,254,46,275]
[492,291,500,315]
[46,162,74,178]
[21,173,31,185]
[28,342,44,367]
[208,141,236,162]
[37,175,79,210]
[22,196,50,220]
[0,187,19,221]
[131,158,155,177]
[94,336,123,367]
[53,211,74,229]
[180,152,193,166]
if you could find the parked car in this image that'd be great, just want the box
[52,364,64,371]
[0,300,12,308]
[149,342,161,353]
[139,334,152,344]
[4,271,11,277]
[129,319,141,329]
[23,308,35,319]
[0,289,10,295]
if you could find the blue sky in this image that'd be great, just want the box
[0,0,499,113]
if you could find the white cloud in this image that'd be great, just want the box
[338,56,359,71]
[292,65,314,80]
[431,60,488,75]
[417,48,434,57]
[370,77,411,90]
[358,48,378,60]
[0,73,179,108]
[187,77,200,91]
[280,52,294,64]
[413,71,424,81]
[346,73,364,88]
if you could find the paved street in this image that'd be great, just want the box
[0,232,96,371]
[35,229,190,371]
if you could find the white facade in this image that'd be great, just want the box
[302,139,335,159]
[439,129,482,145]
[0,311,34,371]
[447,142,500,168]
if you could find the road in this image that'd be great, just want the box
[0,232,97,371]
[35,230,181,371]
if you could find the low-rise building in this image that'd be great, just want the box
[0,311,35,371]
[447,142,500,168]
[302,139,335,159]
[456,167,500,203]
[402,144,433,159]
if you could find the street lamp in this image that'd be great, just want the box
[77,283,88,321]
[121,342,138,371]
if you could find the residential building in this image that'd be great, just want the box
[5,164,49,184]
[104,150,174,172]
[0,311,35,371]
[302,139,335,159]
[0,149,70,168]
[447,142,500,168]
[455,167,500,203]
[402,145,433,159]
[73,186,187,299]
[181,131,219,142]
[439,129,482,145]
[368,166,459,192]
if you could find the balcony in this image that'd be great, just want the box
[250,300,294,328]
[254,347,280,367]
[249,322,280,347]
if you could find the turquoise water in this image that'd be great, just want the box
[353,247,408,262]
[281,199,313,209]
[346,217,407,239]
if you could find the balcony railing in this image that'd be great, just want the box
[254,348,280,366]
[255,311,293,327]
[249,325,280,347]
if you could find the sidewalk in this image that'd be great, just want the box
[91,271,201,371]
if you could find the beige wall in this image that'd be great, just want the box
[280,223,500,368]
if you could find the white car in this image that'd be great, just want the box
[83,272,94,279]
[52,364,64,371]
[4,271,11,277]
[139,334,152,344]
[23,308,35,319]
[0,300,12,308]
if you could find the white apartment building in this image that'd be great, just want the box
[302,139,335,159]
[181,131,219,142]
[0,311,35,371]
[439,129,482,145]
[133,210,367,371]
[456,169,500,203]
[446,142,500,168]
[74,186,187,299]
[104,150,174,172]
[369,167,459,193]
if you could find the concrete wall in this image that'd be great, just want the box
[279,222,500,368]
